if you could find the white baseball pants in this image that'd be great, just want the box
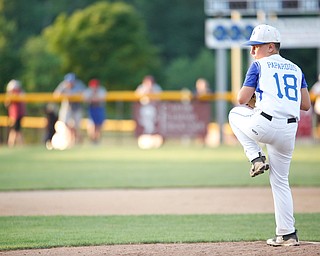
[229,106,298,236]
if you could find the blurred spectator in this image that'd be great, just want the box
[135,75,162,134]
[135,75,163,149]
[44,103,58,150]
[193,78,212,146]
[53,73,85,145]
[83,79,107,144]
[5,79,26,147]
[194,78,211,96]
[311,74,320,130]
[135,75,162,96]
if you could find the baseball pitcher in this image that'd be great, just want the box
[228,24,311,246]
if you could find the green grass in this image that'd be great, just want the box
[1,143,319,251]
[0,214,319,250]
[1,143,320,191]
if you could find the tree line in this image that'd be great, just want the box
[0,0,317,95]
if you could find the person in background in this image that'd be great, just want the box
[44,103,58,150]
[310,73,320,136]
[5,79,26,147]
[135,75,162,134]
[53,73,85,145]
[135,75,163,149]
[83,79,107,144]
[194,78,211,96]
[135,75,162,96]
[193,78,211,146]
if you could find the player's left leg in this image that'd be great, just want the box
[266,122,298,246]
[268,145,295,234]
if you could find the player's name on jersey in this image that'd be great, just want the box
[266,62,297,71]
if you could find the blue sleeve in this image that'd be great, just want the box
[301,73,308,89]
[243,62,260,88]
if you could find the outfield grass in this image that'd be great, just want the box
[0,214,319,250]
[1,143,320,190]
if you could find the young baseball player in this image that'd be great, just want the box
[228,24,311,246]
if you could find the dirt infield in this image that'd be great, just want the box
[1,187,319,255]
[1,187,320,216]
[1,242,320,256]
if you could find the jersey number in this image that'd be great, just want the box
[273,73,298,101]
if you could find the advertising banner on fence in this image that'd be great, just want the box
[133,101,211,139]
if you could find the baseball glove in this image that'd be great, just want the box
[246,93,256,109]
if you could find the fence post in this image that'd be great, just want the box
[216,48,228,144]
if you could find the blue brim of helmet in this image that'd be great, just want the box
[243,41,267,46]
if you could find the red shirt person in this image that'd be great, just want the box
[5,80,26,147]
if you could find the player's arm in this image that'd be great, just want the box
[237,86,256,105]
[300,87,311,111]
[237,62,258,105]
[300,73,311,111]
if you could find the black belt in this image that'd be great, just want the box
[261,112,296,124]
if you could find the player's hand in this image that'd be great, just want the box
[246,93,256,109]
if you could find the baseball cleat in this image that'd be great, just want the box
[267,230,299,247]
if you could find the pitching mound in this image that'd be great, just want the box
[1,241,320,256]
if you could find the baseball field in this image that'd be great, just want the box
[0,141,319,255]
